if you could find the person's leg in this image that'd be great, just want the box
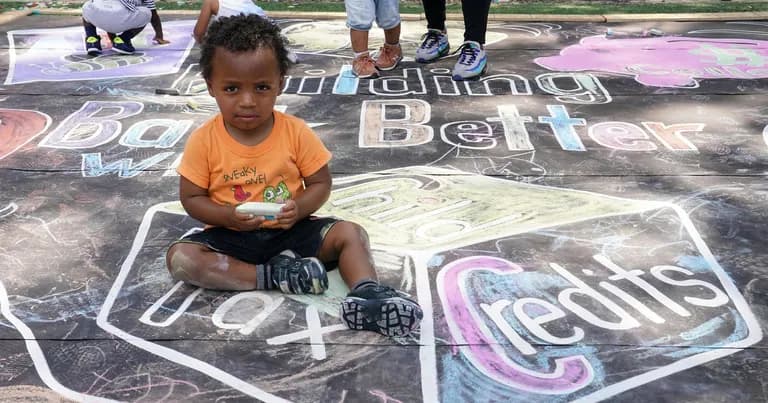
[374,0,402,71]
[119,25,146,41]
[461,0,491,44]
[82,18,102,55]
[111,6,151,54]
[112,25,145,54]
[350,28,370,55]
[375,23,402,70]
[345,0,377,78]
[415,0,449,63]
[166,242,261,290]
[82,18,98,38]
[166,225,329,294]
[317,221,377,286]
[421,0,446,32]
[318,221,423,337]
[451,0,491,80]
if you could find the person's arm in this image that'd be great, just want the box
[193,0,216,44]
[274,165,332,229]
[180,176,264,231]
[150,9,170,44]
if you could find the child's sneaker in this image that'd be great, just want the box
[452,41,487,81]
[112,36,136,55]
[268,250,328,294]
[85,36,102,56]
[374,43,402,71]
[415,29,449,63]
[352,54,378,79]
[341,284,423,337]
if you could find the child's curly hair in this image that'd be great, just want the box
[200,14,291,80]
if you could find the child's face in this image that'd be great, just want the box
[205,47,284,141]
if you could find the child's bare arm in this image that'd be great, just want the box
[150,9,170,44]
[179,176,264,231]
[274,165,332,229]
[193,0,216,43]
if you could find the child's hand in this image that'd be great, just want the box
[274,200,299,229]
[153,37,171,45]
[231,208,266,231]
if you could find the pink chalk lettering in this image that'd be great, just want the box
[436,256,593,394]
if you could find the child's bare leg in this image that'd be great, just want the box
[317,221,377,288]
[167,242,328,294]
[166,242,258,290]
[383,24,400,45]
[320,221,423,337]
[350,28,369,54]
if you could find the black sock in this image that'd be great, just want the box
[352,279,378,291]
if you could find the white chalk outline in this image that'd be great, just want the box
[96,201,290,403]
[97,167,762,402]
[0,280,117,402]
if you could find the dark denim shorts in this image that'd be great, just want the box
[173,216,340,266]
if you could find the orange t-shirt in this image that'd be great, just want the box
[177,111,332,225]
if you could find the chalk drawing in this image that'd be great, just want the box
[81,151,175,178]
[96,202,291,403]
[0,280,117,402]
[39,101,143,150]
[0,202,18,219]
[535,35,768,88]
[5,20,196,84]
[436,256,593,394]
[321,166,762,401]
[0,108,51,161]
[763,123,768,150]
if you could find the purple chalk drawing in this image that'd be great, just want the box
[5,20,196,85]
[535,35,768,88]
[436,256,593,394]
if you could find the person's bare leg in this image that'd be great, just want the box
[166,243,259,290]
[317,221,377,288]
[383,24,400,45]
[350,28,370,54]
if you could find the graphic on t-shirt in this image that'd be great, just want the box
[231,184,252,202]
[263,181,290,203]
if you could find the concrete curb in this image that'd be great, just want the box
[5,7,768,24]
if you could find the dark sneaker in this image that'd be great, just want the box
[112,36,136,55]
[85,36,102,56]
[341,285,423,337]
[452,41,487,81]
[415,29,449,63]
[268,250,328,294]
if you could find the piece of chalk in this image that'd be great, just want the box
[155,88,180,95]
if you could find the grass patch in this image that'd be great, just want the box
[3,1,768,14]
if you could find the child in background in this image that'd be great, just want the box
[345,0,402,78]
[166,14,423,337]
[192,0,298,63]
[192,0,266,43]
[82,0,169,56]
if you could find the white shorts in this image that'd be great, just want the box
[82,0,151,33]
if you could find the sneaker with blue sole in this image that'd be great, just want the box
[452,41,488,81]
[268,250,328,294]
[415,29,450,63]
[341,284,423,337]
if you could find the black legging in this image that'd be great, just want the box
[421,0,492,44]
